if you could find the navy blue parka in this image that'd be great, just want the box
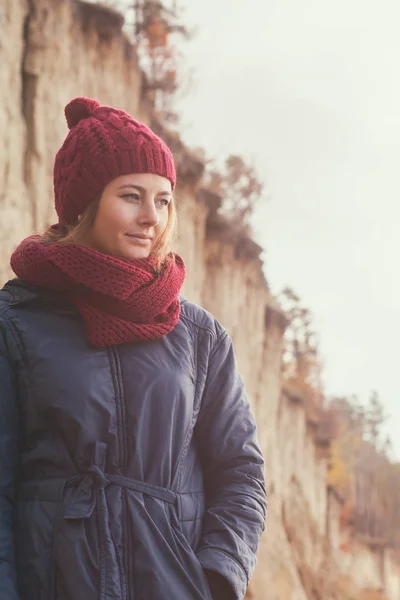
[0,279,266,600]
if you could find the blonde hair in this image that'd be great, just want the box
[41,194,178,262]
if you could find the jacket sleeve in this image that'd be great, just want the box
[195,330,267,600]
[0,331,20,600]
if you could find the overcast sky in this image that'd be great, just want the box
[176,0,400,458]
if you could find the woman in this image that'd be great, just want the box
[0,97,266,600]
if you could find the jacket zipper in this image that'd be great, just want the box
[108,346,130,600]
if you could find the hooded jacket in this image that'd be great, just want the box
[0,279,266,600]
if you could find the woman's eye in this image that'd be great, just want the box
[156,198,170,207]
[122,193,140,202]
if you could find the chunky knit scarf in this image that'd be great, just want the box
[10,235,186,348]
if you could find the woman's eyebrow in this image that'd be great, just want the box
[117,184,145,192]
[117,184,171,196]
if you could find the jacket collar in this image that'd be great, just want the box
[4,279,73,310]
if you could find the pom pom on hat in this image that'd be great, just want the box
[64,97,100,129]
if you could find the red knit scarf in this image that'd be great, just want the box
[10,235,186,348]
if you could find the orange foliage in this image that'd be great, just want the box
[339,503,353,529]
[339,541,351,554]
[145,17,168,48]
[117,0,189,123]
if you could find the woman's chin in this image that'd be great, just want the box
[118,244,151,260]
[86,239,152,260]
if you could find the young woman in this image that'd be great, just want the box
[0,97,266,600]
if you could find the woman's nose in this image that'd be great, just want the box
[138,198,159,226]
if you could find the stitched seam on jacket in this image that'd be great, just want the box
[0,305,10,317]
[208,331,228,360]
[107,348,128,600]
[1,314,27,365]
[179,512,204,523]
[179,312,217,337]
[175,325,200,484]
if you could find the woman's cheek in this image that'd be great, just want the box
[160,209,170,232]
[115,201,139,226]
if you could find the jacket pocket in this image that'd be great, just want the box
[175,491,205,550]
[170,493,212,600]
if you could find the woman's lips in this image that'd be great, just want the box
[125,233,153,245]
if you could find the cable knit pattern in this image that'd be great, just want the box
[10,237,186,348]
[54,97,176,225]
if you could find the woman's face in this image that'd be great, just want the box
[81,173,172,260]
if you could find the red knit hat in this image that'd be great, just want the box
[53,97,176,225]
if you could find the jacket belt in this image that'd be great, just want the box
[18,442,178,600]
[19,442,177,519]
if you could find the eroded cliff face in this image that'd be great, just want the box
[0,0,31,274]
[0,1,399,598]
[0,0,148,284]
